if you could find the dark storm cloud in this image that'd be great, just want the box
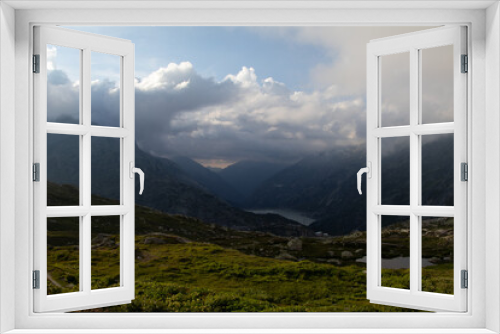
[47,62,367,163]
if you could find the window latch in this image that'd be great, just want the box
[357,162,372,195]
[129,161,145,195]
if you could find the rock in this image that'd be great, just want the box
[341,250,354,258]
[91,233,115,247]
[327,259,341,265]
[135,249,144,260]
[443,256,451,261]
[276,251,297,261]
[287,238,303,251]
[430,256,441,263]
[355,249,364,256]
[327,251,335,257]
[143,237,167,245]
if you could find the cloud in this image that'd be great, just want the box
[47,61,366,164]
[140,65,366,163]
[47,27,454,164]
[253,26,452,125]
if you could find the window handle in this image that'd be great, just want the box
[357,162,371,195]
[129,162,145,195]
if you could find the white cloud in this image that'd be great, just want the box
[136,62,195,91]
[224,66,258,89]
[47,60,367,163]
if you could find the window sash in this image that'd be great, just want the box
[366,26,468,312]
[33,26,136,313]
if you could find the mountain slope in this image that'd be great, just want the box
[170,156,244,205]
[46,136,312,237]
[249,136,453,236]
[219,160,290,201]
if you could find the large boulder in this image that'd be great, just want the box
[287,238,303,251]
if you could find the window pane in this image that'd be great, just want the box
[381,52,410,127]
[421,133,454,206]
[47,44,80,124]
[91,216,120,290]
[421,45,454,124]
[381,216,410,289]
[47,217,80,295]
[421,217,454,294]
[381,136,410,205]
[91,52,121,127]
[91,137,121,205]
[47,133,80,206]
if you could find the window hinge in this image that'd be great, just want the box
[461,270,468,289]
[33,270,40,289]
[33,54,40,73]
[33,163,40,182]
[461,54,468,73]
[461,162,468,181]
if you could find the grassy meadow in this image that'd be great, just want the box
[47,203,454,312]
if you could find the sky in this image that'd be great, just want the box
[48,26,451,168]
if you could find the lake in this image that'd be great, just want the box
[356,256,435,269]
[247,208,315,226]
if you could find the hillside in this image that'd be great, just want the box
[249,136,453,235]
[47,185,453,312]
[170,156,244,205]
[219,160,290,201]
[46,135,313,237]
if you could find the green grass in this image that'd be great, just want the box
[45,186,455,312]
[46,237,453,312]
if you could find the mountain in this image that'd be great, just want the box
[219,160,290,201]
[46,136,313,237]
[248,146,366,235]
[170,156,244,205]
[249,135,454,236]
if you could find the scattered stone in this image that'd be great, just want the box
[287,238,303,251]
[276,251,297,261]
[327,259,342,265]
[91,233,115,247]
[327,251,335,257]
[143,237,167,245]
[355,249,364,256]
[135,249,144,260]
[341,250,354,258]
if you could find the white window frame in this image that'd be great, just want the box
[1,1,499,333]
[33,26,136,313]
[366,26,468,312]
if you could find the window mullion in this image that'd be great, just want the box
[409,47,420,294]
[82,47,92,294]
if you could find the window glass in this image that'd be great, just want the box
[47,44,80,124]
[91,52,121,127]
[421,217,454,294]
[47,217,80,295]
[47,133,80,206]
[381,216,410,289]
[381,52,410,127]
[421,134,454,206]
[421,45,454,124]
[91,216,121,290]
[382,136,410,205]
